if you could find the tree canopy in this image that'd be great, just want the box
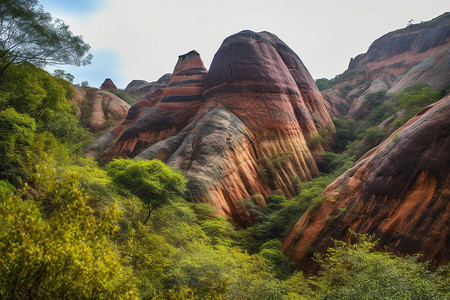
[107,158,187,224]
[0,0,92,77]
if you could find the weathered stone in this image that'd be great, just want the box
[89,31,335,225]
[322,12,450,118]
[70,85,130,132]
[283,95,450,271]
[125,73,171,100]
[100,78,118,90]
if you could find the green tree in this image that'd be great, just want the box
[0,108,36,185]
[0,172,138,299]
[107,158,187,224]
[0,63,90,152]
[315,232,450,299]
[53,68,74,83]
[0,0,92,77]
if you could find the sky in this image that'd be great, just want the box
[39,0,449,89]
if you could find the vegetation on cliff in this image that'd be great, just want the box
[0,2,448,298]
[0,61,448,299]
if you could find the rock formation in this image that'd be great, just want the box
[323,12,450,118]
[71,85,130,132]
[100,78,118,90]
[101,50,208,159]
[125,73,171,100]
[87,31,335,225]
[283,95,450,271]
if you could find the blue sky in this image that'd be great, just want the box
[39,0,449,89]
[40,0,105,15]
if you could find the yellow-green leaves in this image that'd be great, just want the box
[107,158,187,224]
[0,171,138,299]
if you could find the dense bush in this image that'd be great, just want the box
[107,158,187,224]
[0,172,137,299]
[107,89,138,105]
[315,232,450,299]
[1,48,448,299]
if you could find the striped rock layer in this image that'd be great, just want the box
[323,12,450,119]
[283,95,450,271]
[89,31,334,226]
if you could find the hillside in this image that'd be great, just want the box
[319,12,450,119]
[283,95,450,270]
[1,3,449,298]
[282,12,450,272]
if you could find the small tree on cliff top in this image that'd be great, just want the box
[0,0,92,77]
[107,158,187,224]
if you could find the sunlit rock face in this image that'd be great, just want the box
[70,85,130,132]
[323,12,450,118]
[88,31,334,226]
[101,50,207,160]
[100,78,118,90]
[283,95,450,272]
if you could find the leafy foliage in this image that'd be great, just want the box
[53,68,74,83]
[0,0,92,77]
[392,85,442,127]
[324,83,447,173]
[0,172,137,299]
[314,232,450,299]
[314,69,367,91]
[0,16,448,297]
[107,89,138,105]
[107,158,187,224]
[0,63,90,146]
[0,108,36,185]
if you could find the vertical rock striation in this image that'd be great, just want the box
[100,78,118,90]
[102,50,207,160]
[89,31,334,225]
[283,95,450,271]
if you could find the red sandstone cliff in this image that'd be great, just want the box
[283,95,450,271]
[124,74,171,101]
[70,85,130,132]
[100,78,118,90]
[87,31,335,225]
[323,12,450,119]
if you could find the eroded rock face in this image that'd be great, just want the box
[323,12,450,118]
[71,85,130,132]
[89,31,334,225]
[124,73,171,100]
[100,78,118,90]
[283,95,450,271]
[348,13,450,80]
[102,50,207,160]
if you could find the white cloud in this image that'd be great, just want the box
[42,0,450,88]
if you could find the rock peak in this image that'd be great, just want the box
[100,78,118,90]
[178,50,200,59]
[173,50,205,74]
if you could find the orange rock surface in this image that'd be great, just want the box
[70,85,130,132]
[323,13,450,118]
[102,50,207,160]
[283,95,450,271]
[89,31,334,225]
[100,78,118,90]
[125,74,171,101]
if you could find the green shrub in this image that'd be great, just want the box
[107,158,187,224]
[0,172,137,299]
[0,108,36,185]
[107,89,138,105]
[315,232,450,299]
